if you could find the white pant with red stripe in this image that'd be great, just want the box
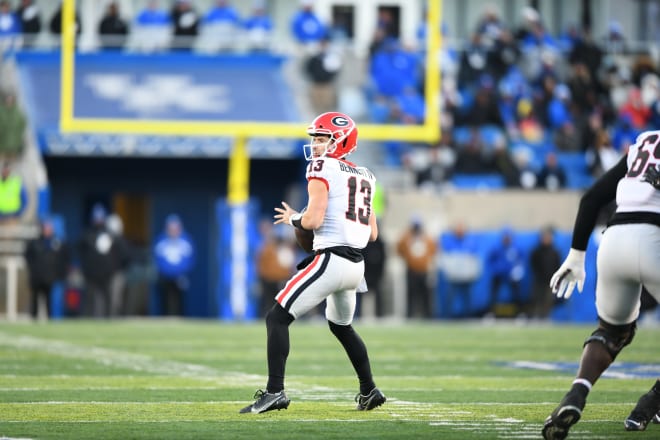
[276,251,364,325]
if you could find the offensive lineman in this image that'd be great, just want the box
[239,112,386,414]
[542,130,660,439]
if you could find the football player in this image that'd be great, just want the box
[239,112,386,414]
[542,130,660,439]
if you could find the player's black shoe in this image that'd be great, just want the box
[239,389,290,414]
[624,388,660,431]
[355,387,386,410]
[542,389,586,440]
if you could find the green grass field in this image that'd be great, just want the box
[0,319,659,439]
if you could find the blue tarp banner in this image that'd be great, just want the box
[16,52,301,157]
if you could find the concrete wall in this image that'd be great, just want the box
[380,189,582,242]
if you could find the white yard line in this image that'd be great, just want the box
[0,331,258,383]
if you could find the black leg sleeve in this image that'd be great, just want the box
[265,303,295,393]
[328,321,376,395]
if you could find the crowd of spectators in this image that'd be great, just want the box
[0,0,333,54]
[366,5,660,192]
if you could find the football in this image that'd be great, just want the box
[295,227,314,253]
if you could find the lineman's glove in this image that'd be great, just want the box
[549,248,586,299]
[642,164,660,189]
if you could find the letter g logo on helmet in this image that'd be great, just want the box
[331,116,349,127]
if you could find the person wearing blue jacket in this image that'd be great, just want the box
[487,227,526,316]
[290,0,326,47]
[153,214,195,316]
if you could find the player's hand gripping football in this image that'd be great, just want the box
[642,164,660,189]
[549,248,586,299]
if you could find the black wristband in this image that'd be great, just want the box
[290,213,309,231]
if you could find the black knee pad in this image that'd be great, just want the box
[583,318,637,360]
[266,303,294,328]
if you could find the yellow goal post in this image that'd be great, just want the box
[59,0,441,142]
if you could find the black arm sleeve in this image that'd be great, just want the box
[571,156,628,250]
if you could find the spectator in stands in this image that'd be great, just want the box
[199,0,241,52]
[528,225,561,320]
[170,0,199,51]
[0,161,27,225]
[512,146,539,189]
[618,88,651,130]
[290,0,327,51]
[536,151,567,191]
[368,27,388,60]
[133,0,171,53]
[487,227,526,317]
[513,6,540,48]
[369,38,419,98]
[49,2,81,41]
[568,62,603,120]
[548,83,580,151]
[440,220,482,318]
[405,133,456,193]
[516,97,544,145]
[0,92,26,158]
[558,23,581,54]
[491,135,522,188]
[488,29,520,81]
[15,0,40,48]
[304,36,342,114]
[256,225,296,318]
[243,2,273,52]
[153,214,195,316]
[454,130,494,175]
[0,0,21,54]
[98,1,128,50]
[396,216,436,319]
[459,74,503,127]
[569,27,604,84]
[474,3,504,50]
[630,54,658,88]
[24,217,71,320]
[586,128,620,178]
[602,20,628,55]
[77,204,117,318]
[611,112,639,152]
[360,224,386,318]
[457,32,489,90]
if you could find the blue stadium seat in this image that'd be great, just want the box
[451,174,506,190]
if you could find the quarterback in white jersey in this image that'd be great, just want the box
[543,130,660,439]
[305,155,376,251]
[239,112,385,415]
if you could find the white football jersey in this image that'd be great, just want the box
[616,130,660,214]
[305,157,376,250]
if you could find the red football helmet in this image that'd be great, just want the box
[304,112,358,160]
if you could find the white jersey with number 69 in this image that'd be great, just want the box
[305,157,376,251]
[616,130,660,214]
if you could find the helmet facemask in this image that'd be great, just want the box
[303,133,334,160]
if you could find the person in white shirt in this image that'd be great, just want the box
[240,112,386,414]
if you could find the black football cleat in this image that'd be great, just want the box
[355,387,386,411]
[624,389,660,431]
[542,389,586,440]
[239,389,290,414]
